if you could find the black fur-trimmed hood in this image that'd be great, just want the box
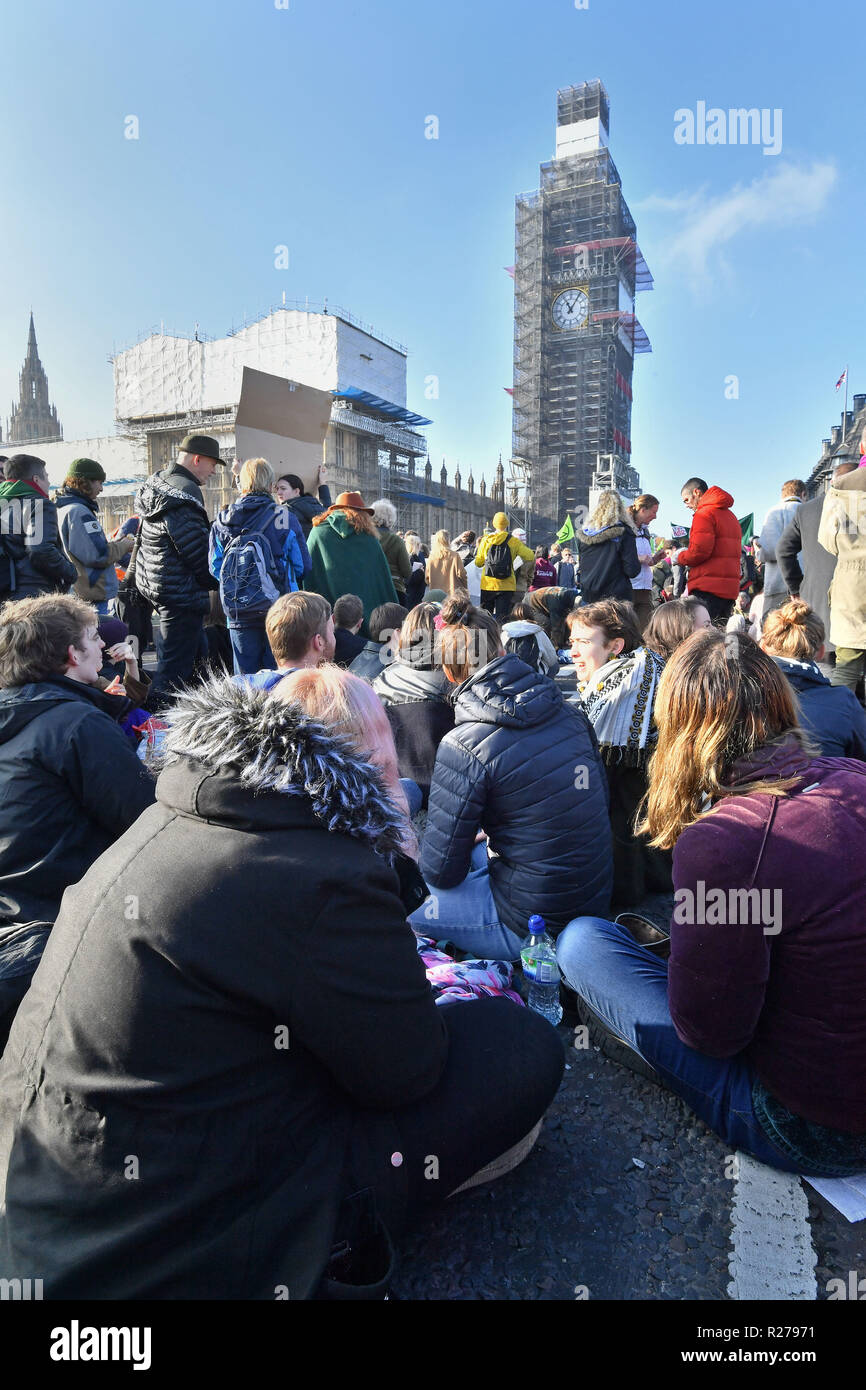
[160,674,407,860]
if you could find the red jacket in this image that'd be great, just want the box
[677,486,741,600]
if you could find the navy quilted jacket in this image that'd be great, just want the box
[420,654,613,937]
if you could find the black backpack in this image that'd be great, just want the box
[484,539,513,580]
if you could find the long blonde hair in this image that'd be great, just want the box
[429,530,452,563]
[638,630,811,849]
[586,489,635,532]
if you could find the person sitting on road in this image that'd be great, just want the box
[557,631,866,1178]
[0,664,563,1297]
[644,597,713,662]
[0,595,155,1049]
[332,593,367,668]
[349,602,407,684]
[373,602,455,804]
[567,599,672,909]
[411,597,612,959]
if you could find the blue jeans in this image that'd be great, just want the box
[556,917,800,1172]
[409,843,526,960]
[229,624,276,677]
[400,779,423,819]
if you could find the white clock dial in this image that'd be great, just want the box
[551,287,589,330]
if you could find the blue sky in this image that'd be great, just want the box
[1,0,862,529]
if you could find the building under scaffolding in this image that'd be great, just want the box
[513,81,652,538]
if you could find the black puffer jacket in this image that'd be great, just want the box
[421,654,612,937]
[577,522,640,604]
[0,676,445,1299]
[136,464,218,614]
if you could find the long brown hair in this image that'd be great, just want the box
[644,598,705,661]
[638,630,811,849]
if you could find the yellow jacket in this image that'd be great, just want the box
[474,531,536,592]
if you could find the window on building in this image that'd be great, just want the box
[335,429,344,468]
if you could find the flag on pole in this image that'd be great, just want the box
[738,514,754,544]
[670,523,689,539]
[835,369,848,391]
[556,514,575,545]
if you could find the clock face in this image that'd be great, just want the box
[551,286,589,330]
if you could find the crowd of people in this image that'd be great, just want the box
[0,437,865,1300]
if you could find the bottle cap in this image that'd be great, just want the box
[527,914,546,934]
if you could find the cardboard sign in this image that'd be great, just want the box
[234,367,333,494]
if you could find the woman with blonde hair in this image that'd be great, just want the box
[576,489,641,605]
[209,457,307,676]
[557,630,866,1176]
[307,491,398,635]
[760,598,866,759]
[425,530,467,596]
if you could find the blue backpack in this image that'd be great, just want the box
[218,526,281,620]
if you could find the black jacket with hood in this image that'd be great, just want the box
[135,463,218,614]
[577,520,641,604]
[0,675,445,1299]
[373,662,455,802]
[421,654,613,937]
[0,677,155,1045]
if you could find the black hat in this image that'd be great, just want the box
[177,434,226,466]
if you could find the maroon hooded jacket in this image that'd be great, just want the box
[669,741,866,1133]
[676,485,742,600]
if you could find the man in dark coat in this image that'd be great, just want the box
[0,455,76,601]
[135,435,223,705]
[0,674,562,1298]
[415,652,612,956]
[0,595,155,1047]
[777,461,856,676]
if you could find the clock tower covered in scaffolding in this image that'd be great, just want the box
[511,81,652,537]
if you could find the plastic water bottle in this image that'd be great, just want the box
[521,915,563,1024]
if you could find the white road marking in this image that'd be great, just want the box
[727,1153,817,1300]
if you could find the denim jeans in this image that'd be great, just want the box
[555,916,801,1171]
[400,779,423,820]
[151,609,208,705]
[408,842,526,960]
[229,624,276,677]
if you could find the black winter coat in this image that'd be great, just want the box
[136,464,218,614]
[0,676,445,1299]
[0,677,155,1045]
[577,522,641,604]
[770,656,866,760]
[421,654,612,937]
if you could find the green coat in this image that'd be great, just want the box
[305,511,398,636]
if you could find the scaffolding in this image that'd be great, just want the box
[511,81,652,537]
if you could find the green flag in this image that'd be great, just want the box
[738,513,754,545]
[556,513,575,545]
